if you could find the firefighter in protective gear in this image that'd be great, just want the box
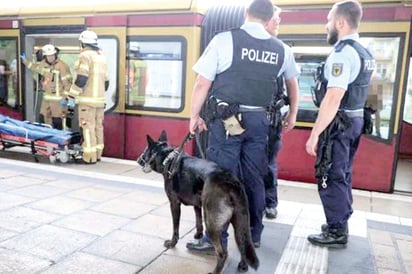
[128,44,147,106]
[67,30,109,164]
[21,44,72,129]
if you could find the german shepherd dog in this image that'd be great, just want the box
[137,130,259,274]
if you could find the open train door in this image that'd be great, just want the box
[395,32,412,193]
[0,21,22,120]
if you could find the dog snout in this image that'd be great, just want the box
[137,156,145,167]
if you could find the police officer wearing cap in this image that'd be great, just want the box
[187,0,298,252]
[67,30,109,164]
[306,0,375,247]
[21,44,72,129]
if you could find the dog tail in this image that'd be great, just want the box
[230,181,259,270]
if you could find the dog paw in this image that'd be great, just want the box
[237,261,248,273]
[164,239,177,248]
[194,232,203,239]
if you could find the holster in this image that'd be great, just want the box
[362,106,375,135]
[206,96,245,135]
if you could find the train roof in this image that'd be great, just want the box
[1,0,411,18]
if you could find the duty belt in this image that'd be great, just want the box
[238,106,265,112]
[342,109,363,118]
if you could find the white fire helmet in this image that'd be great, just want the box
[41,44,57,56]
[79,30,98,44]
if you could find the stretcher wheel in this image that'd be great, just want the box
[58,151,70,163]
[49,154,57,164]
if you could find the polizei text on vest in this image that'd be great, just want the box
[241,48,279,65]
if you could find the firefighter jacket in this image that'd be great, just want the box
[68,47,108,108]
[24,59,72,103]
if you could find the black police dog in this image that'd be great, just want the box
[137,130,259,274]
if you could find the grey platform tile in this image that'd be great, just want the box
[0,206,61,233]
[224,222,291,274]
[40,252,139,274]
[83,230,166,266]
[122,214,196,241]
[328,236,375,274]
[44,178,93,190]
[120,190,168,206]
[52,210,130,236]
[0,227,17,242]
[0,175,46,187]
[91,198,158,218]
[0,169,24,178]
[139,253,212,274]
[0,247,52,274]
[26,196,95,215]
[65,187,124,202]
[368,220,412,236]
[0,225,97,261]
[7,184,70,199]
[0,193,34,211]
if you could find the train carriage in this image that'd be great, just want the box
[0,0,411,193]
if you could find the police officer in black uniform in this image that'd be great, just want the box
[187,0,296,252]
[306,0,375,247]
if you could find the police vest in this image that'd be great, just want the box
[211,29,284,107]
[320,39,375,110]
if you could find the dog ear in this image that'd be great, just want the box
[159,130,167,142]
[147,135,155,146]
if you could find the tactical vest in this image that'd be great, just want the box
[314,39,375,110]
[212,29,284,107]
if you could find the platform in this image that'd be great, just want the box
[0,152,411,274]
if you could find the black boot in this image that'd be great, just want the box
[308,226,348,248]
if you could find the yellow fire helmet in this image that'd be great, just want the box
[41,44,57,56]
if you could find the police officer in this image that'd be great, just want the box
[67,30,109,164]
[306,0,375,247]
[187,0,297,251]
[21,44,72,129]
[263,5,299,219]
[127,44,147,106]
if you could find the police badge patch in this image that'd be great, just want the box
[332,63,343,76]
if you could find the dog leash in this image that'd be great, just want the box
[162,132,194,179]
[163,131,205,179]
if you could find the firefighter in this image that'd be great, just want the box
[21,44,72,129]
[67,30,109,164]
[127,44,147,106]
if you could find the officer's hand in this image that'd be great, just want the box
[305,135,318,157]
[20,53,26,61]
[190,116,207,135]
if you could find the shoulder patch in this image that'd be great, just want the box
[332,63,343,76]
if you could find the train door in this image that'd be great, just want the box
[395,53,412,192]
[22,33,80,128]
[0,27,21,119]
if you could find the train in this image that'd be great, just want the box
[0,0,411,193]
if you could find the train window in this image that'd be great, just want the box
[98,38,118,111]
[126,38,186,111]
[285,35,401,141]
[0,38,18,109]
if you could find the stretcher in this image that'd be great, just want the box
[0,114,82,163]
